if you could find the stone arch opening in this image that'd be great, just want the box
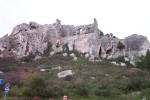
[106,46,113,55]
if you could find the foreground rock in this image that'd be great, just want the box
[57,70,73,78]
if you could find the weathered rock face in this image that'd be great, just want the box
[0,19,149,61]
[0,34,10,58]
[8,22,46,59]
[0,18,101,59]
[123,34,150,61]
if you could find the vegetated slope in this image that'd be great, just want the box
[0,53,150,100]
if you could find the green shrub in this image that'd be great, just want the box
[73,84,89,97]
[94,86,121,97]
[141,88,150,100]
[117,41,125,51]
[23,76,47,97]
[116,56,125,63]
[9,86,28,97]
[44,42,53,56]
[136,50,150,69]
[65,75,73,81]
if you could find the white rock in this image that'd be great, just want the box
[40,69,47,72]
[56,46,63,52]
[120,62,126,66]
[124,57,129,62]
[107,55,112,59]
[57,70,73,78]
[33,55,42,60]
[111,61,119,66]
[50,51,55,56]
[0,71,3,74]
[52,45,56,50]
[62,53,68,57]
[70,53,75,57]
[90,77,95,79]
[89,55,95,62]
[68,41,74,51]
[130,61,135,66]
[131,68,140,71]
[85,53,90,58]
[122,76,126,78]
[52,66,62,70]
[73,56,77,61]
[95,59,102,62]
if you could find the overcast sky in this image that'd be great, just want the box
[0,0,150,40]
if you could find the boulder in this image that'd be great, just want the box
[0,71,3,74]
[70,53,75,57]
[62,53,68,57]
[85,53,90,58]
[40,69,47,72]
[73,56,77,61]
[57,70,73,78]
[123,34,150,61]
[50,51,55,56]
[120,62,126,66]
[68,41,74,51]
[33,55,42,60]
[111,61,119,66]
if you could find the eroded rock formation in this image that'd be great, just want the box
[0,18,149,62]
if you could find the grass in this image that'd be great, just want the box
[0,53,150,99]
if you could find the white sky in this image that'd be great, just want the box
[0,0,150,40]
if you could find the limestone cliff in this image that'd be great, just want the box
[0,18,149,62]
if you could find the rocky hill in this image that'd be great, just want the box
[0,18,150,63]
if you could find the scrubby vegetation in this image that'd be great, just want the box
[136,49,150,69]
[0,52,150,100]
[117,41,125,51]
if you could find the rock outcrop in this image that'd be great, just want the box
[123,34,150,61]
[0,18,149,62]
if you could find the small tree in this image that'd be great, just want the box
[136,49,150,68]
[117,41,125,51]
[44,42,53,56]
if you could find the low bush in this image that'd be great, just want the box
[136,50,150,69]
[73,84,89,97]
[141,88,150,100]
[117,41,125,51]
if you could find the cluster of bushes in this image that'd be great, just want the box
[0,49,150,99]
[117,41,125,51]
[136,50,150,69]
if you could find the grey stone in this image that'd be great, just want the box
[70,53,75,57]
[73,56,77,61]
[62,53,68,57]
[33,55,42,60]
[68,41,74,51]
[40,69,47,72]
[0,71,3,74]
[130,61,135,66]
[85,53,90,58]
[111,61,119,66]
[123,34,150,61]
[120,62,126,66]
[57,70,73,78]
[124,57,129,62]
[89,55,95,62]
[50,51,55,56]
[52,66,62,70]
